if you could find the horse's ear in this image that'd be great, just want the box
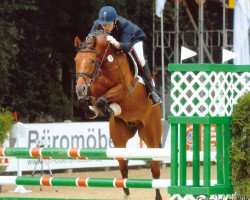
[74,36,82,48]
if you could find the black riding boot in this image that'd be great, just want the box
[141,63,162,106]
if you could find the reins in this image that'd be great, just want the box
[112,51,131,97]
[76,35,133,99]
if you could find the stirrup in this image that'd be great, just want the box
[149,91,162,106]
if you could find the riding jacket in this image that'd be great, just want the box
[90,16,147,52]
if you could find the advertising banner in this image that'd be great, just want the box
[186,124,217,152]
[4,122,149,172]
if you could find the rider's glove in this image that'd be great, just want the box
[106,36,119,48]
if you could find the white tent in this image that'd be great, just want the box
[233,0,250,64]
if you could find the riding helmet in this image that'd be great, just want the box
[98,6,117,24]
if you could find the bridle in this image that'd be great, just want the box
[76,49,101,88]
[76,43,111,83]
[75,43,110,99]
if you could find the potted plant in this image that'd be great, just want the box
[0,109,13,145]
[0,109,14,192]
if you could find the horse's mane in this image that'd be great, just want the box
[86,30,108,43]
[79,30,108,50]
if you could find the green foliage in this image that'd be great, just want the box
[0,0,155,122]
[231,92,250,199]
[0,109,14,145]
[0,0,72,122]
[0,0,37,105]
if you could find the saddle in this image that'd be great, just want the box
[126,49,143,94]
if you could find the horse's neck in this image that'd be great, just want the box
[102,53,133,84]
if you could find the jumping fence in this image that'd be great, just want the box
[168,64,250,199]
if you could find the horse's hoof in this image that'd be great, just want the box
[88,106,99,119]
[155,195,162,200]
[85,108,97,119]
[155,190,162,200]
[123,194,130,200]
[123,188,130,196]
[122,188,130,200]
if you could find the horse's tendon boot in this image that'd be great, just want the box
[109,103,121,116]
[96,96,114,118]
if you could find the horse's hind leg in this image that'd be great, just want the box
[151,161,162,200]
[118,160,130,196]
[109,117,136,197]
[138,110,163,200]
[149,143,162,199]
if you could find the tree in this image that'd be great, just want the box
[0,1,20,107]
[0,0,155,122]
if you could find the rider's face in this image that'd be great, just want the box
[101,22,115,33]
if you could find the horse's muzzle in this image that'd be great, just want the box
[75,84,88,100]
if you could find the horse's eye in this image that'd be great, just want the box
[90,59,95,66]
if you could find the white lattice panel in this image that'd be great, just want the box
[232,72,250,105]
[171,71,250,117]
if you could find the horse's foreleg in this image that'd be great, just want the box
[96,96,121,118]
[96,96,114,117]
[118,160,130,196]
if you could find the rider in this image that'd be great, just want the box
[90,6,162,106]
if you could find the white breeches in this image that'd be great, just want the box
[132,41,146,67]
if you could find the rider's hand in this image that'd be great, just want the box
[106,36,119,49]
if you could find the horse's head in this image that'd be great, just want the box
[74,31,116,118]
[74,31,110,101]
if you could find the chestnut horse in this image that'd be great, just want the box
[74,30,163,200]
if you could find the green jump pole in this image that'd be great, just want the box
[0,147,168,161]
[0,176,170,189]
